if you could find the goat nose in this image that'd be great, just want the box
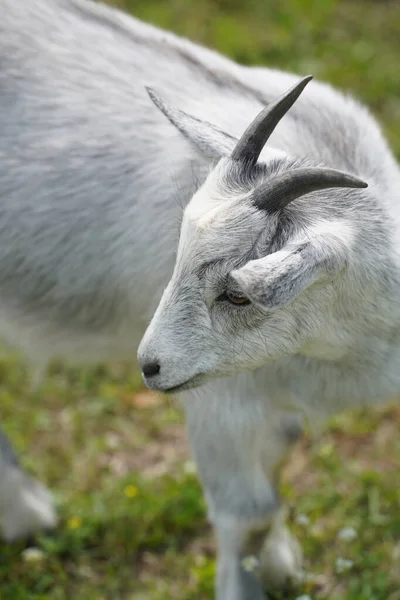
[142,361,161,378]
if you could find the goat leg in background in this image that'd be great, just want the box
[182,378,304,599]
[0,426,57,541]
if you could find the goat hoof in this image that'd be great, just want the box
[259,525,303,591]
[0,469,57,542]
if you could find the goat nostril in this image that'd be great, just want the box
[142,361,161,378]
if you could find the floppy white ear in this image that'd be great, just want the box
[232,227,350,309]
[146,88,238,160]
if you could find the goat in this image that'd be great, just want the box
[138,78,400,598]
[1,0,398,597]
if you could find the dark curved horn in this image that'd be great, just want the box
[252,168,368,212]
[231,75,313,165]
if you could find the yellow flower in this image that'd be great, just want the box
[124,484,139,498]
[68,516,82,530]
[99,383,119,399]
[318,443,334,458]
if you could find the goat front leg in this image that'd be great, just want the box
[214,514,269,600]
[0,427,57,541]
[182,376,303,600]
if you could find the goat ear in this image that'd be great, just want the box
[232,239,344,309]
[146,87,237,160]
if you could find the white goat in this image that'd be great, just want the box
[0,0,398,597]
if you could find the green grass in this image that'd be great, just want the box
[1,0,400,598]
[0,359,399,599]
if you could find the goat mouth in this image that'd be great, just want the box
[163,374,205,394]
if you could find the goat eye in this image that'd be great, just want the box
[225,291,251,306]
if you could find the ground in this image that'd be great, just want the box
[0,0,400,598]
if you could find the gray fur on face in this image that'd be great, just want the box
[138,146,383,393]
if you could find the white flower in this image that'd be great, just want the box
[21,548,45,563]
[295,595,313,600]
[183,460,197,474]
[337,527,357,542]
[241,555,260,573]
[295,514,310,526]
[335,557,354,573]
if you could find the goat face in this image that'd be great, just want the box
[138,78,367,393]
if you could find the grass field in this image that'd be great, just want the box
[1,0,400,599]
